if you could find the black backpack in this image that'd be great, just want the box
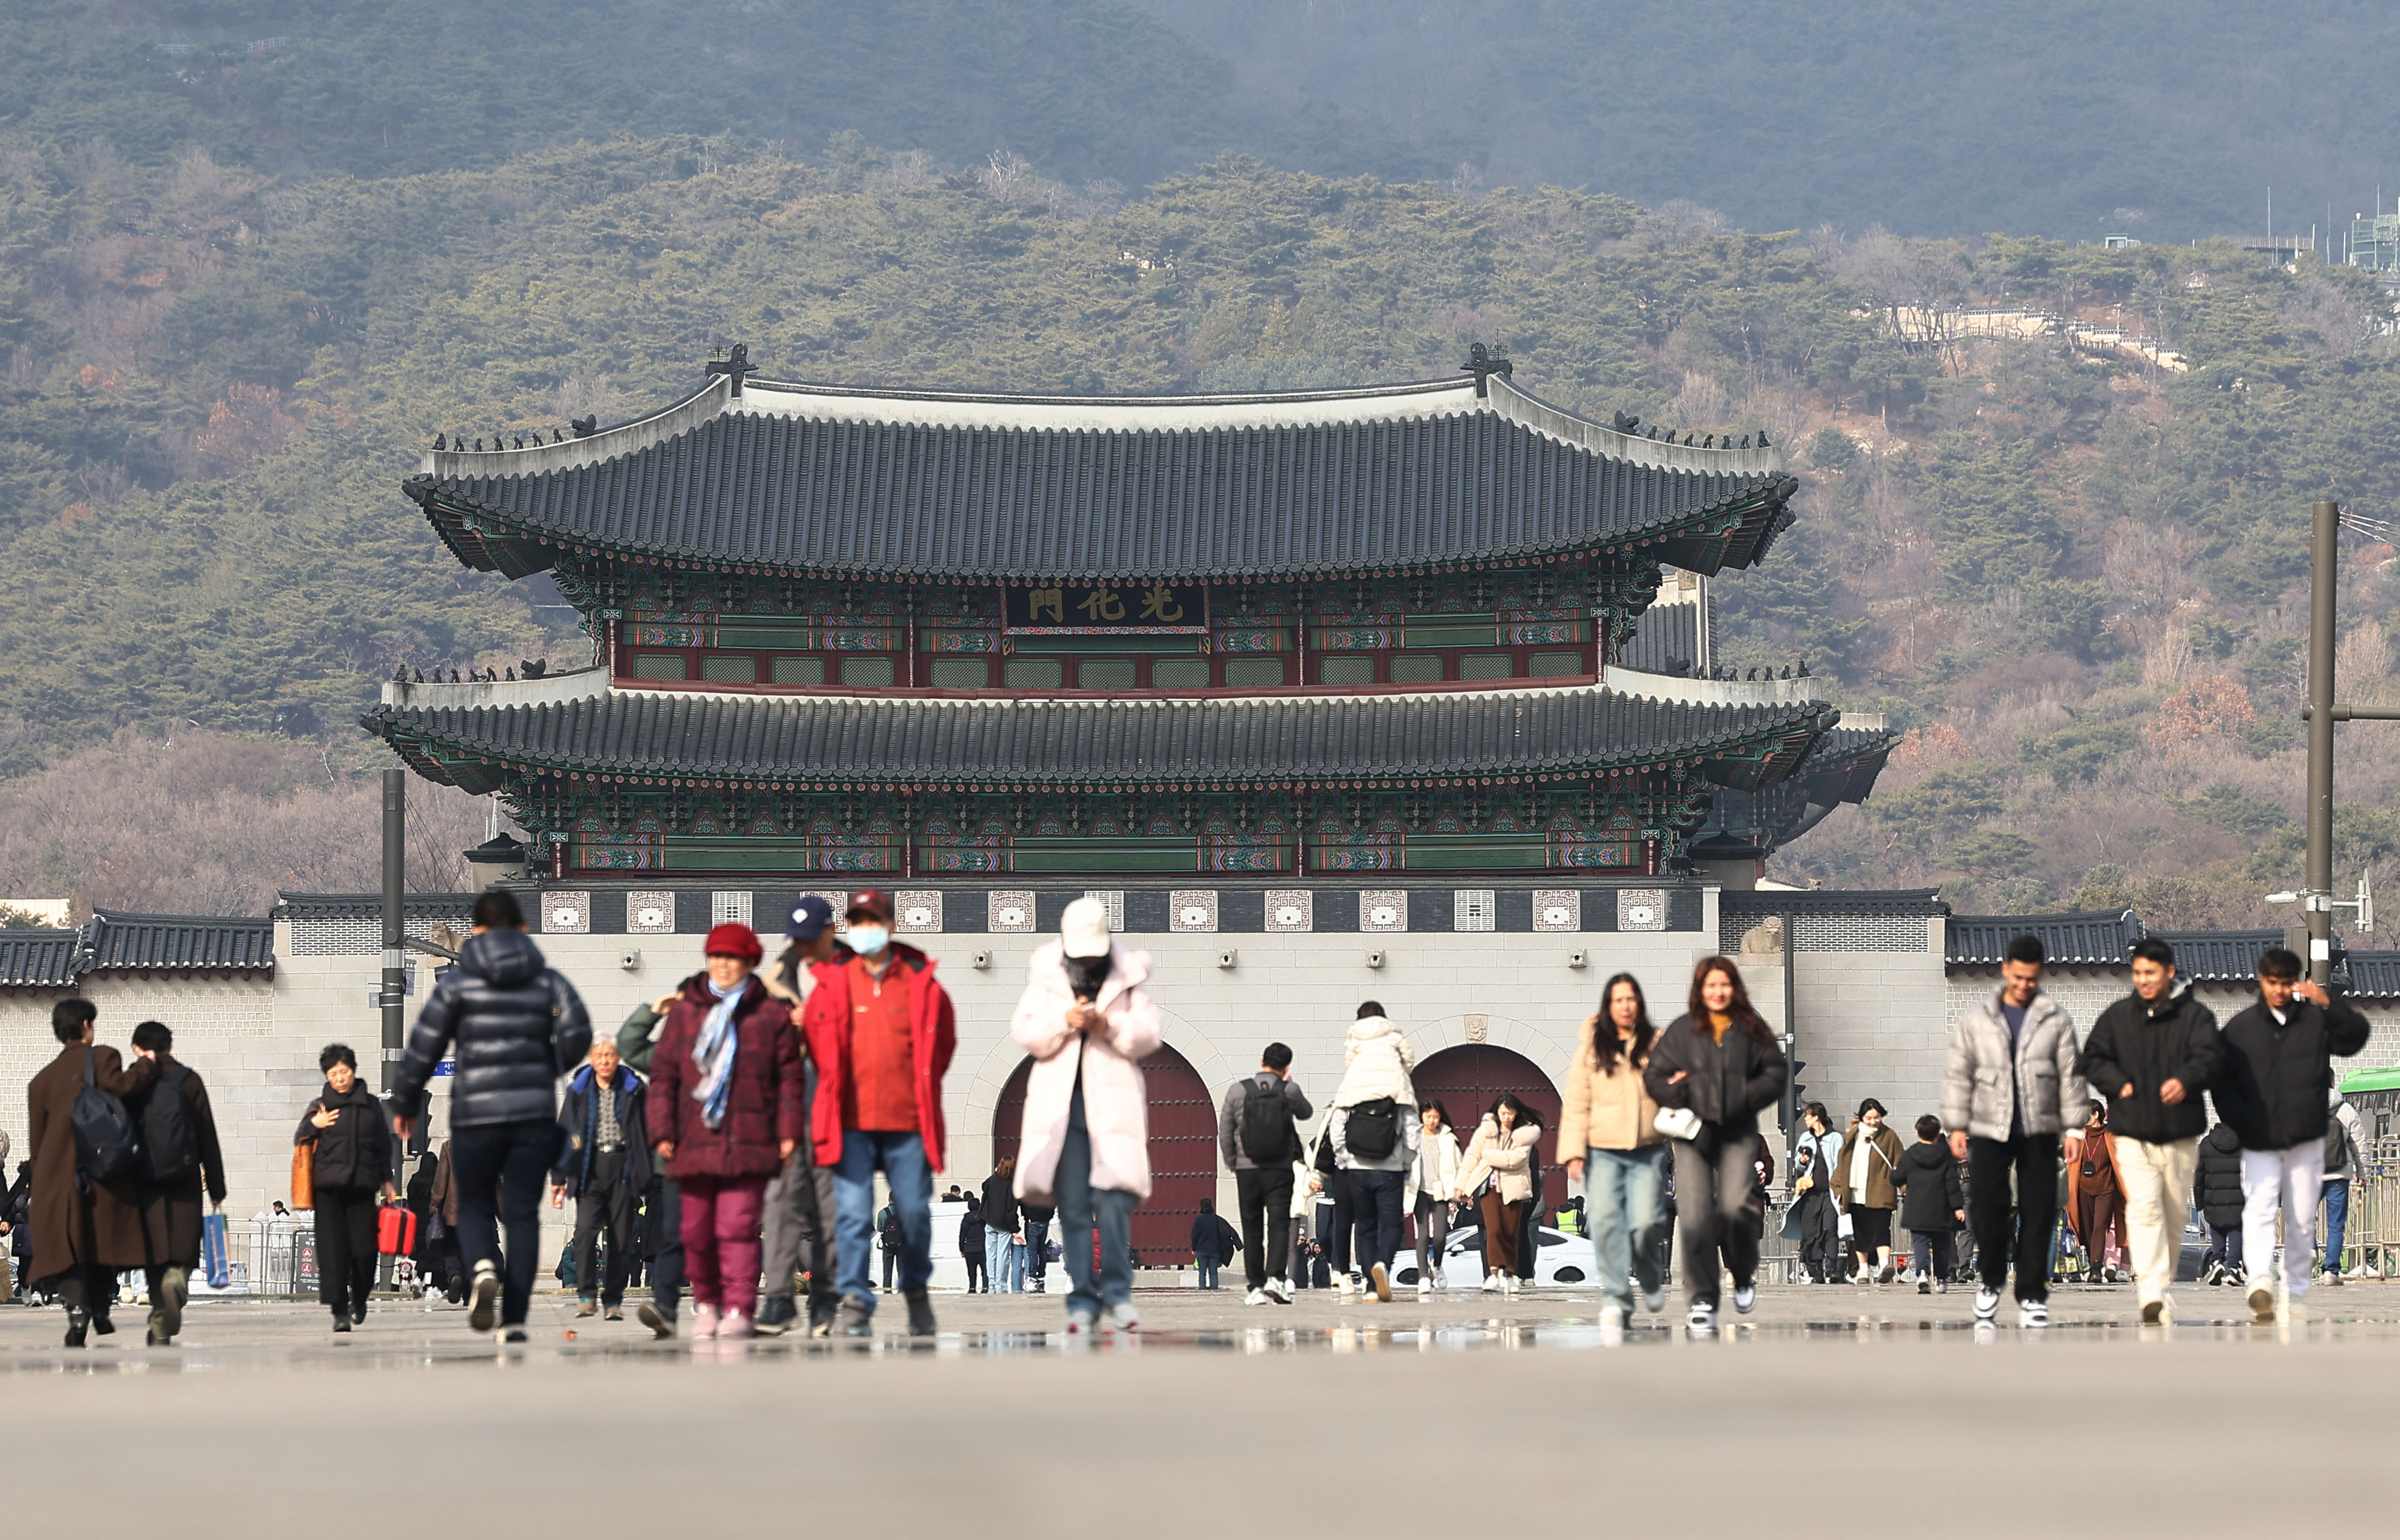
[142,1064,200,1181]
[71,1048,144,1181]
[1345,1097,1400,1160]
[1238,1078,1295,1165]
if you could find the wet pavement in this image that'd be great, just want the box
[5,1280,2392,1532]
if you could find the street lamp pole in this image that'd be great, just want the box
[2306,501,2339,987]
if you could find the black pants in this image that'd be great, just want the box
[572,1150,637,1307]
[1968,1133,2060,1304]
[1235,1167,1294,1288]
[647,1178,683,1317]
[964,1244,984,1291]
[1911,1230,1955,1279]
[315,1184,380,1317]
[451,1118,554,1328]
[51,1262,115,1323]
[1319,1169,1354,1272]
[1350,1169,1405,1272]
[1670,1127,1761,1310]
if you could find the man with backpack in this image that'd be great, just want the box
[2209,946,2369,1322]
[126,1020,227,1346]
[23,997,157,1346]
[1216,1041,1313,1305]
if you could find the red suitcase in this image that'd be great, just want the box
[377,1203,419,1257]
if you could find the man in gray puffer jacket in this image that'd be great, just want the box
[1942,934,2086,1328]
[391,890,592,1340]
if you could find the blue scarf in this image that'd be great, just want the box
[693,978,743,1131]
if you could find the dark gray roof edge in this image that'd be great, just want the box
[742,374,1474,411]
[1721,888,1948,917]
[276,892,481,921]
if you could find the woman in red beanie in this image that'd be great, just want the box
[646,923,803,1340]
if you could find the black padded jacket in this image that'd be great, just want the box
[2077,987,2221,1143]
[2210,995,2371,1152]
[389,929,593,1130]
[2192,1124,2246,1229]
[1643,1013,1787,1136]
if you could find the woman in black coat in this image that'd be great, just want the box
[295,1043,396,1331]
[1643,956,1788,1335]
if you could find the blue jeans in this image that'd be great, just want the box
[1057,1082,1136,1317]
[1022,1216,1050,1284]
[1349,1169,1405,1273]
[1583,1144,1669,1314]
[1195,1254,1220,1289]
[833,1130,933,1312]
[2323,1179,2350,1274]
[984,1227,1019,1292]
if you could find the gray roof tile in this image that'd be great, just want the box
[365,686,1835,788]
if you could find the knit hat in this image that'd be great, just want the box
[1060,896,1112,958]
[704,922,763,963]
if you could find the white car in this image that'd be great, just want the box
[1390,1222,1595,1289]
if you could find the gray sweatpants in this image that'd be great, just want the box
[760,1149,838,1310]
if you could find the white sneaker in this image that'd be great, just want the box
[1104,1301,1141,1333]
[1795,1273,1814,1286]
[1265,1277,1294,1305]
[1417,1278,1431,1300]
[2018,1299,2049,1329]
[1973,1287,2000,1322]
[1598,1303,1627,1336]
[1732,1284,1755,1314]
[2246,1283,2275,1323]
[1337,1273,1356,1298]
[1688,1301,1716,1336]
[1064,1311,1097,1337]
[1502,1275,1520,1297]
[466,1262,499,1334]
[1244,1287,1268,1306]
[1481,1274,1503,1293]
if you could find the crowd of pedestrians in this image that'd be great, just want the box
[8,885,2381,1347]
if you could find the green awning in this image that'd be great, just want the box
[2339,1066,2400,1094]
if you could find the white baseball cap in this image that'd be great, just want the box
[1061,897,1113,958]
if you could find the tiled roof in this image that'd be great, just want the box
[364,686,1836,791]
[2147,929,2282,983]
[0,928,85,989]
[2341,950,2400,999]
[1622,601,1702,675]
[84,911,274,974]
[1722,888,1948,920]
[275,893,481,923]
[1948,909,2143,968]
[407,380,1796,583]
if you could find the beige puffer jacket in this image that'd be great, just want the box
[1457,1115,1541,1203]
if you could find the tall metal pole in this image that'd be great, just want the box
[381,769,407,1092]
[2306,500,2339,987]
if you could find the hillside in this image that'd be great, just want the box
[3,4,2398,930]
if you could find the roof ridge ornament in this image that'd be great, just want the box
[707,342,757,399]
[1462,342,1512,399]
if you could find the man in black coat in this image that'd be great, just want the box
[2210,946,2369,1321]
[390,889,592,1342]
[550,1037,649,1321]
[2077,936,2221,1325]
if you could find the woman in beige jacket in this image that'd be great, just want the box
[1456,1095,1541,1295]
[1558,972,1668,1328]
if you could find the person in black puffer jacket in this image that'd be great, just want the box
[389,890,592,1340]
[295,1043,395,1331]
[1642,955,1787,1334]
[2192,1123,2246,1284]
[1891,1115,1966,1293]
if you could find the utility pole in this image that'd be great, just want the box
[382,769,406,1091]
[2299,500,2400,984]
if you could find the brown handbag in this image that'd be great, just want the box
[291,1138,315,1210]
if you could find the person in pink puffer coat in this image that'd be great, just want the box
[1010,897,1163,1335]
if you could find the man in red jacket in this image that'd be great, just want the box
[803,889,957,1338]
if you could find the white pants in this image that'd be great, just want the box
[2240,1140,2324,1299]
[2115,1136,2198,1311]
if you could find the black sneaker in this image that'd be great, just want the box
[754,1295,797,1335]
[351,1303,368,1326]
[333,1316,352,1334]
[64,1310,89,1349]
[637,1302,676,1340]
[836,1294,875,1338]
[904,1287,938,1338]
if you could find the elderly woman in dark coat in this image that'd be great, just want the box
[295,1042,397,1332]
[25,998,157,1346]
[128,1020,227,1344]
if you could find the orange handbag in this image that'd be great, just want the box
[291,1139,315,1210]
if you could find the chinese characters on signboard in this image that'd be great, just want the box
[1005,583,1206,628]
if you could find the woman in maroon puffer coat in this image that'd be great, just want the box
[647,923,802,1340]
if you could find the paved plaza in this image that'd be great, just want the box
[4,1280,2392,1534]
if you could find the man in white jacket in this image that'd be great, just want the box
[1329,1002,1420,1303]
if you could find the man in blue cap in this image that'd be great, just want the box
[755,896,847,1335]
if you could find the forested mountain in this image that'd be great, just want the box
[2,0,2397,930]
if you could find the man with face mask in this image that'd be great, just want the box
[800,889,958,1338]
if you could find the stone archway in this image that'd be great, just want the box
[990,1041,1219,1261]
[1412,1044,1567,1211]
